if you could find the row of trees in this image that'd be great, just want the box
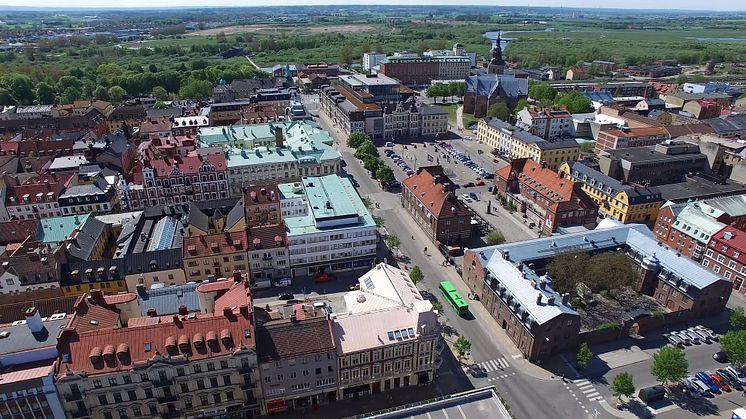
[347,132,395,184]
[425,82,465,104]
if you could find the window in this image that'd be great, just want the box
[264,376,271,383]
[714,265,721,273]
[316,367,322,375]
[729,260,737,269]
[207,362,215,371]
[133,406,141,416]
[98,395,108,406]
[194,364,202,373]
[200,394,208,405]
[181,383,189,393]
[93,379,102,388]
[112,393,122,403]
[144,388,153,399]
[725,271,733,279]
[108,377,117,386]
[223,375,231,385]
[127,390,136,401]
[210,377,218,387]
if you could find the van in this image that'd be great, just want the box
[638,385,666,404]
[273,278,292,288]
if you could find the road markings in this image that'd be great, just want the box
[476,356,509,373]
[485,372,516,382]
[572,379,605,402]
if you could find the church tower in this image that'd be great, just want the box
[487,33,506,75]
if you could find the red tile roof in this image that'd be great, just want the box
[197,280,235,294]
[213,280,251,314]
[145,153,226,178]
[67,292,121,334]
[58,310,255,377]
[247,223,286,251]
[709,226,746,264]
[402,167,470,219]
[104,293,137,305]
[183,230,247,258]
[498,159,575,203]
[244,184,280,205]
[0,295,77,324]
[255,316,334,363]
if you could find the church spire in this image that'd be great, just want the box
[488,33,505,74]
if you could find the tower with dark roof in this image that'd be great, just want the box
[488,33,506,75]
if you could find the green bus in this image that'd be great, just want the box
[439,280,469,315]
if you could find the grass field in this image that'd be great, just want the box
[437,103,478,130]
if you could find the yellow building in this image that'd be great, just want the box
[183,231,249,281]
[107,105,147,133]
[188,201,246,236]
[560,161,662,223]
[477,117,579,171]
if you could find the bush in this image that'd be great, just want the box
[599,322,620,331]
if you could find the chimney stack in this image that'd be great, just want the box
[223,307,233,317]
[547,296,555,306]
[178,304,188,315]
[90,289,104,301]
[24,307,44,333]
[536,295,542,305]
[561,293,570,305]
[233,270,242,283]
[147,308,157,317]
[275,127,284,148]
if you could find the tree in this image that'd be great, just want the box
[556,91,594,113]
[453,336,472,363]
[347,132,370,148]
[730,307,745,330]
[361,154,381,173]
[151,86,169,102]
[386,235,401,255]
[432,300,444,313]
[513,98,530,114]
[650,345,688,386]
[339,45,354,66]
[35,82,55,105]
[487,102,510,121]
[576,342,593,369]
[55,75,82,95]
[148,64,158,73]
[178,79,213,100]
[0,87,15,106]
[93,86,110,101]
[417,40,430,54]
[720,330,746,368]
[107,85,126,105]
[529,83,558,102]
[0,74,35,105]
[612,372,635,404]
[426,84,447,103]
[376,166,395,183]
[485,230,506,245]
[354,140,379,159]
[61,87,82,104]
[409,266,424,284]
[448,81,465,99]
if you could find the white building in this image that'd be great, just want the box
[363,52,386,72]
[331,263,442,399]
[283,175,377,277]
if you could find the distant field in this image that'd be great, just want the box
[187,24,376,36]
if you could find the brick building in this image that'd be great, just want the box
[704,226,746,296]
[496,159,598,234]
[379,55,470,86]
[595,126,670,155]
[401,166,471,248]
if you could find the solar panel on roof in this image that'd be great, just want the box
[408,328,415,337]
[394,330,402,340]
[401,329,408,338]
[363,277,374,289]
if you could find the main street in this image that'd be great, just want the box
[314,110,608,419]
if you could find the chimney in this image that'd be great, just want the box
[547,296,555,306]
[25,307,44,333]
[147,308,157,317]
[502,251,510,260]
[275,127,284,148]
[90,289,104,301]
[240,305,249,316]
[539,281,547,290]
[223,307,233,317]
[172,314,180,325]
[561,293,570,305]
[536,295,542,305]
[178,304,188,315]
[233,270,242,283]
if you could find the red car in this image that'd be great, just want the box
[315,272,336,283]
[710,373,732,392]
[475,181,486,186]
[462,182,475,188]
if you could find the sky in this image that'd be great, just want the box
[0,0,742,12]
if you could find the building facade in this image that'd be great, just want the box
[516,107,574,140]
[380,55,470,86]
[703,226,746,296]
[595,127,670,156]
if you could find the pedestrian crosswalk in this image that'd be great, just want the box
[572,379,604,402]
[476,356,510,373]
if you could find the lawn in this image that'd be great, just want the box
[437,103,479,130]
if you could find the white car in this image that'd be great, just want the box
[273,278,292,288]
[726,366,746,385]
[461,194,472,202]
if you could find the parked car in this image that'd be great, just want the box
[665,333,684,347]
[461,194,472,202]
[278,292,294,300]
[680,378,702,399]
[696,372,721,393]
[689,328,712,343]
[462,182,475,188]
[475,181,486,186]
[315,272,336,283]
[682,330,702,344]
[709,373,731,392]
[469,192,478,201]
[273,278,292,288]
[673,332,692,346]
[385,142,395,147]
[638,386,666,404]
[695,325,720,341]
[484,173,495,179]
[726,366,746,385]
[691,377,713,395]
[713,351,728,363]
[349,283,361,291]
[717,369,744,391]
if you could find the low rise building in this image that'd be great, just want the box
[58,167,120,215]
[704,227,746,296]
[363,52,386,71]
[283,175,377,277]
[401,166,471,248]
[706,114,746,138]
[183,231,248,282]
[247,223,290,283]
[332,263,442,399]
[665,92,732,109]
[496,159,598,234]
[516,107,574,140]
[560,161,662,224]
[379,54,471,86]
[595,126,670,155]
[596,141,709,187]
[0,238,64,293]
[463,222,731,361]
[4,173,71,220]
[108,105,147,133]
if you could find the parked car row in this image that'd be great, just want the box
[385,149,415,177]
[434,141,494,180]
[664,325,719,347]
[681,366,746,399]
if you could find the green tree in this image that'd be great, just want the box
[409,266,424,284]
[376,166,395,183]
[361,154,381,173]
[178,79,213,100]
[61,87,82,104]
[576,342,593,369]
[0,87,15,106]
[650,345,688,386]
[720,330,746,368]
[432,300,444,313]
[347,132,370,148]
[93,86,110,101]
[485,230,506,245]
[417,40,430,54]
[354,139,379,159]
[55,75,82,94]
[487,102,510,121]
[339,44,354,66]
[107,85,126,105]
[426,84,446,103]
[513,98,530,114]
[730,307,745,330]
[529,83,558,102]
[386,235,401,255]
[448,81,465,98]
[556,91,594,113]
[35,82,55,105]
[453,336,472,363]
[611,372,635,404]
[151,86,169,102]
[0,74,35,105]
[148,64,158,73]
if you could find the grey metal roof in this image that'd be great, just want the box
[66,217,107,261]
[566,161,661,204]
[465,74,528,99]
[535,139,579,150]
[0,318,68,355]
[656,176,746,203]
[137,282,201,316]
